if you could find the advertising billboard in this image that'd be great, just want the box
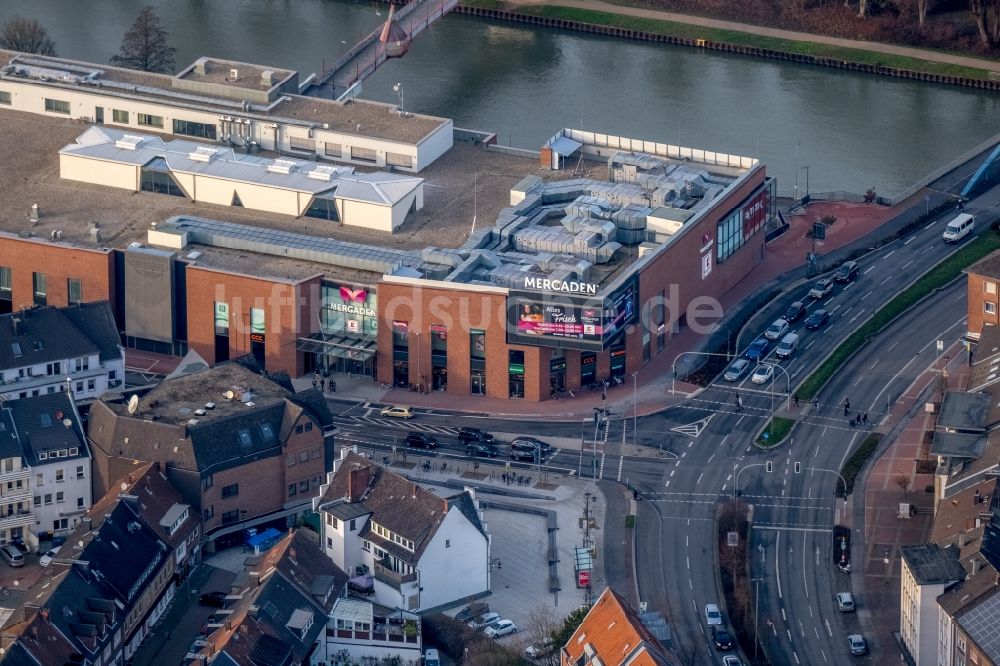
[507,278,636,351]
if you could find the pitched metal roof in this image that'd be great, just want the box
[60,301,122,364]
[7,391,88,466]
[931,432,988,459]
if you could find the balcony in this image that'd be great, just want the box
[0,488,32,504]
[0,511,33,530]
[373,562,416,589]
[0,469,31,485]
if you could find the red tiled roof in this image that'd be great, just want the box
[561,588,679,666]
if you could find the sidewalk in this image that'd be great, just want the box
[857,343,969,654]
[502,0,1000,72]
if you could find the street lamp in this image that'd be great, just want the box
[806,466,849,523]
[734,462,767,500]
[632,371,638,447]
[392,82,404,116]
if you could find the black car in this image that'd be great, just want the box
[510,437,552,454]
[458,427,495,445]
[783,300,806,322]
[466,442,499,458]
[510,446,542,462]
[404,432,438,449]
[804,308,830,330]
[712,626,733,651]
[834,260,860,283]
[199,591,227,608]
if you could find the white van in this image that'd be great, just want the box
[424,649,440,666]
[943,213,974,243]
[775,332,799,359]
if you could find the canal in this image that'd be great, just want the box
[2,0,998,195]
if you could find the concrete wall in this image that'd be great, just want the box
[59,154,139,191]
[417,120,454,172]
[340,198,395,233]
[416,505,489,611]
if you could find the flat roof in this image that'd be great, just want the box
[177,58,294,89]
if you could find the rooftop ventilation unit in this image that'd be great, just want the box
[261,70,275,86]
[308,165,339,182]
[188,146,220,163]
[229,68,239,82]
[266,159,297,175]
[115,135,145,150]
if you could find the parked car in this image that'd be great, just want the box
[834,260,860,283]
[455,602,490,623]
[484,619,518,638]
[467,442,499,458]
[525,639,553,659]
[509,443,544,462]
[380,405,413,419]
[0,544,24,568]
[510,437,552,454]
[723,657,744,666]
[468,612,501,629]
[39,547,60,567]
[836,592,856,612]
[705,603,722,626]
[712,626,733,650]
[199,591,228,608]
[809,278,834,299]
[404,432,438,449]
[751,364,775,385]
[424,649,441,666]
[783,300,806,322]
[764,318,790,341]
[804,308,830,330]
[744,338,771,361]
[458,427,495,445]
[848,634,867,656]
[724,358,751,382]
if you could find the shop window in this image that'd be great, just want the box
[112,109,129,124]
[470,329,486,396]
[173,119,217,140]
[137,113,164,128]
[44,98,70,114]
[351,146,377,163]
[431,324,448,391]
[508,350,525,399]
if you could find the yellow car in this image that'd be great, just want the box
[380,405,414,419]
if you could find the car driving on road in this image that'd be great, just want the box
[804,308,830,330]
[724,358,751,382]
[712,626,733,650]
[764,318,790,341]
[510,438,550,461]
[404,432,438,449]
[458,427,495,445]
[783,300,806,322]
[836,592,856,612]
[705,603,722,626]
[751,363,775,385]
[834,260,860,283]
[511,436,552,454]
[380,405,413,419]
[744,338,771,361]
[848,634,867,656]
[809,278,834,299]
[466,442,499,458]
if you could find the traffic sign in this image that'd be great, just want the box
[937,340,944,352]
[578,570,590,586]
[813,222,826,240]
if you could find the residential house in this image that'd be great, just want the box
[561,586,681,666]
[192,529,349,666]
[314,449,490,612]
[87,362,334,550]
[6,391,91,542]
[899,544,967,666]
[0,302,123,401]
[966,250,1000,340]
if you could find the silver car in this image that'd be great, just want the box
[724,359,750,382]
[764,318,789,341]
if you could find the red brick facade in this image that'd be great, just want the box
[967,271,1000,338]
[0,233,115,314]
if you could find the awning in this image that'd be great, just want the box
[297,333,376,361]
[549,136,582,157]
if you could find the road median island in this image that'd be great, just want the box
[717,501,766,665]
[459,2,996,83]
[798,231,1000,402]
[841,433,882,495]
[754,416,795,448]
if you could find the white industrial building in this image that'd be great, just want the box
[59,126,425,232]
[0,51,453,173]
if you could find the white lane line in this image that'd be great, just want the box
[707,453,715,464]
[861,290,872,301]
[822,649,829,663]
[854,376,863,386]
[810,605,815,619]
[901,259,914,270]
[781,608,787,621]
[830,305,841,314]
[696,472,704,485]
[888,341,898,351]
[665,480,670,488]
[842,307,853,316]
[688,579,693,590]
[885,249,895,257]
[802,533,809,599]
[925,219,938,229]
[686,535,689,547]
[804,340,815,350]
[793,651,801,664]
[870,359,879,369]
[814,625,820,638]
[686,556,690,569]
[776,532,783,599]
[864,265,875,274]
[904,236,916,245]
[787,629,793,642]
[843,283,854,291]
[825,619,833,637]
[880,276,892,285]
[691,599,698,614]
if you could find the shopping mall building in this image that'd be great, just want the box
[0,50,776,402]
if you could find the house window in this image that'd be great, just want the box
[0,91,11,105]
[77,497,85,509]
[87,379,96,392]
[75,381,83,393]
[56,491,64,503]
[53,518,67,531]
[112,109,129,124]
[44,494,52,505]
[35,474,43,487]
[67,278,82,304]
[221,509,240,525]
[203,475,213,490]
[986,282,998,294]
[32,272,46,306]
[44,98,70,114]
[137,113,164,128]
[445,539,450,548]
[986,302,997,314]
[298,480,309,492]
[385,152,413,168]
[288,483,296,497]
[221,483,238,498]
[350,146,377,163]
[288,136,314,153]
[33,496,40,507]
[295,424,303,434]
[304,422,313,432]
[328,516,339,529]
[140,157,185,196]
[324,142,342,157]
[74,357,90,372]
[55,469,64,482]
[70,449,79,458]
[173,119,217,140]
[349,519,356,531]
[0,267,10,300]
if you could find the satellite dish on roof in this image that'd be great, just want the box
[127,394,139,415]
[62,419,72,429]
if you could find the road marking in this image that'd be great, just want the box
[686,535,689,547]
[670,470,675,477]
[707,453,715,464]
[801,533,809,599]
[688,579,693,590]
[880,276,892,285]
[664,480,670,488]
[901,259,914,270]
[864,265,875,274]
[814,625,820,638]
[842,306,853,316]
[793,651,801,664]
[787,629,793,642]
[925,220,938,230]
[842,283,853,291]
[799,619,805,636]
[904,236,915,245]
[696,472,704,485]
[686,556,690,569]
[825,619,833,637]
[888,341,898,351]
[781,608,786,621]
[756,525,834,533]
[810,605,815,619]
[775,532,783,599]
[854,376,864,386]
[885,249,895,257]
[830,305,841,314]
[861,290,872,301]
[822,649,828,663]
[804,340,815,350]
[870,359,879,369]
[670,415,714,438]
[920,246,931,254]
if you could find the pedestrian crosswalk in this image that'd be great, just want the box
[332,415,460,436]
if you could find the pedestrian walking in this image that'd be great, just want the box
[856,412,861,423]
[320,378,325,392]
[331,380,337,393]
[502,473,507,484]
[849,417,855,427]
[794,394,799,408]
[312,377,318,389]
[863,413,868,425]
[843,403,850,416]
[813,397,819,410]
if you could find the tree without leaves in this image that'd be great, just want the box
[0,16,56,56]
[969,0,992,48]
[110,7,175,73]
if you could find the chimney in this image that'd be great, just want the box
[83,517,93,532]
[973,557,981,574]
[348,465,372,503]
[289,547,297,563]
[249,571,260,588]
